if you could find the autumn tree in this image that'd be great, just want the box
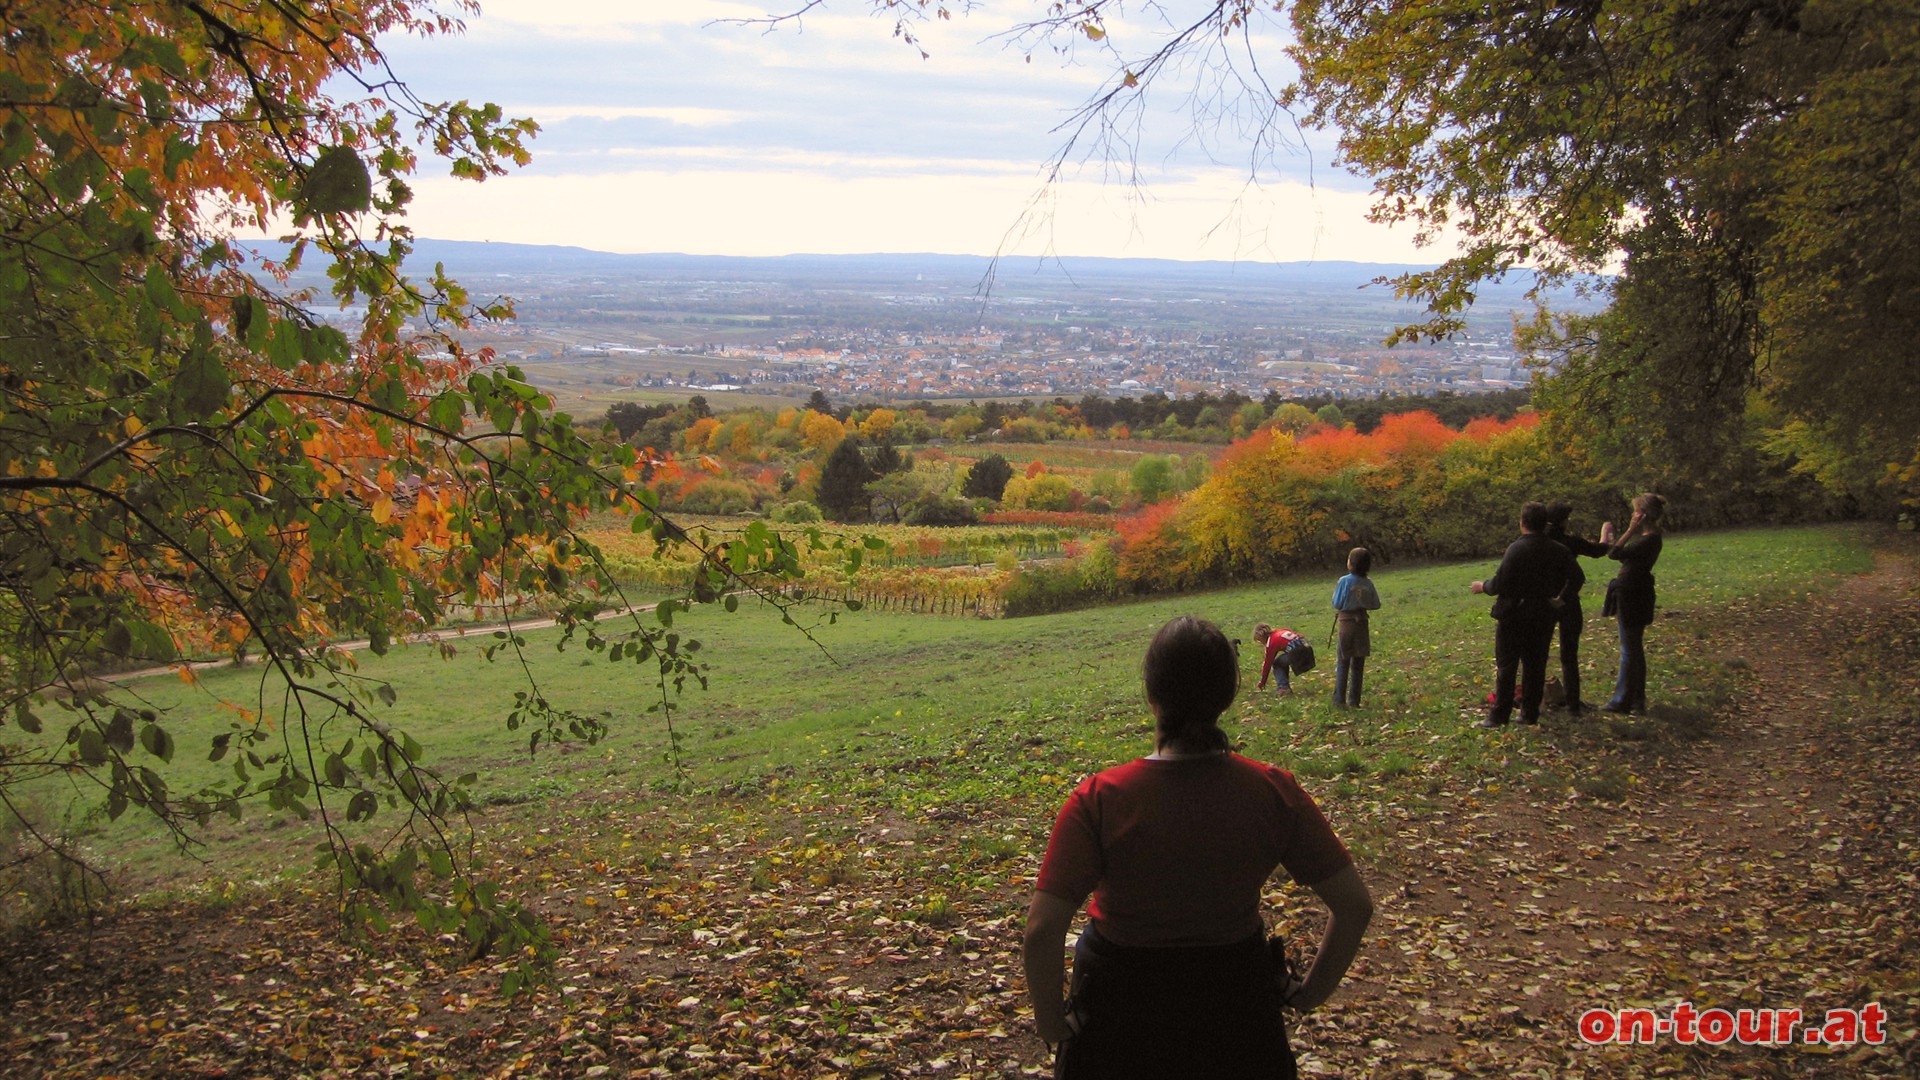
[1269,403,1317,436]
[0,0,808,966]
[1129,455,1176,504]
[1284,0,1919,509]
[796,407,847,453]
[826,1,1918,510]
[857,407,897,442]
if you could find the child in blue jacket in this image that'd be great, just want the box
[1331,548,1382,707]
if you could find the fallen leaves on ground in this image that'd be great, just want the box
[3,543,1917,1078]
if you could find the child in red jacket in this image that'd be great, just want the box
[1254,623,1311,695]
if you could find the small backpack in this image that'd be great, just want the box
[1288,640,1316,675]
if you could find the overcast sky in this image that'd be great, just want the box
[375,1,1451,264]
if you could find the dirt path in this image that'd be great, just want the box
[101,601,669,685]
[1308,539,1920,1077]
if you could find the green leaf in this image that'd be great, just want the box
[0,115,34,169]
[143,262,178,313]
[299,145,372,217]
[171,340,230,419]
[428,389,467,431]
[241,295,270,349]
[76,728,108,765]
[126,618,176,661]
[105,709,136,753]
[139,723,175,763]
[267,321,304,369]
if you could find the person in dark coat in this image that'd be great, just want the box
[1542,502,1612,714]
[1599,493,1668,714]
[1471,501,1578,727]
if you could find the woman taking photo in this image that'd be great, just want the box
[1023,616,1373,1079]
[1600,492,1667,714]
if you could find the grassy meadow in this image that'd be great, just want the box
[32,522,1875,903]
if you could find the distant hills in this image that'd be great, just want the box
[247,237,1594,303]
[393,239,1439,285]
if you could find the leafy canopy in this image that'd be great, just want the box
[1285,0,1920,507]
[823,0,1919,509]
[0,0,817,965]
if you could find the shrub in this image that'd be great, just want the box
[770,500,823,524]
[671,478,759,515]
[1003,561,1105,617]
[0,803,105,927]
[1077,539,1122,600]
[902,495,978,526]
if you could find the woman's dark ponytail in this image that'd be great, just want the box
[1144,616,1238,751]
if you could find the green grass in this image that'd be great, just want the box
[17,521,1879,896]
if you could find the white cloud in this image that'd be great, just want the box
[517,105,741,126]
[372,2,1419,262]
[403,163,1453,264]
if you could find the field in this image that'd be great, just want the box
[3,523,1915,1078]
[578,514,1104,616]
[19,524,1871,889]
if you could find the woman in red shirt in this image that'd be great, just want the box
[1023,616,1373,1079]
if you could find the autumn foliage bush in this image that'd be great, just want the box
[1110,412,1622,594]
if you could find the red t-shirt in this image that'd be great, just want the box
[1035,753,1352,947]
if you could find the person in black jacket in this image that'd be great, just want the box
[1599,493,1668,714]
[1543,502,1612,714]
[1471,501,1578,727]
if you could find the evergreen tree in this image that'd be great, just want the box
[868,441,907,476]
[604,401,656,442]
[962,453,1015,501]
[816,437,876,522]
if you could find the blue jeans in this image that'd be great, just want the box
[1333,656,1364,706]
[1608,620,1647,712]
[1271,662,1291,691]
